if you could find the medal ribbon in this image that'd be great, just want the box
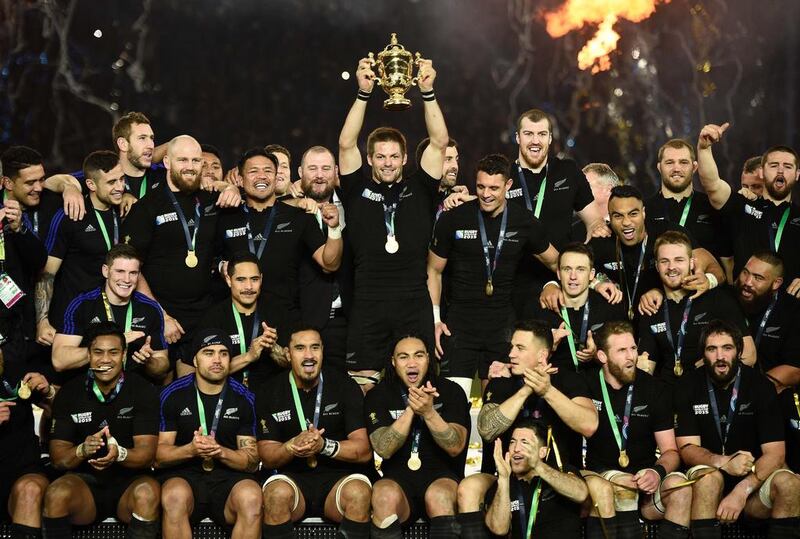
[0,380,18,402]
[101,292,132,332]
[753,293,779,348]
[243,205,277,260]
[87,370,125,403]
[477,205,508,288]
[678,195,693,227]
[93,208,119,251]
[165,189,201,255]
[706,366,742,455]
[516,164,548,218]
[616,235,648,315]
[598,370,634,460]
[231,304,260,387]
[195,382,228,437]
[560,302,590,370]
[400,392,422,459]
[139,173,148,199]
[770,206,791,252]
[662,297,693,373]
[288,371,324,432]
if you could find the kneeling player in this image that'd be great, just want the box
[258,327,373,539]
[43,322,161,538]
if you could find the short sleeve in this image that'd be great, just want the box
[343,377,367,436]
[755,377,785,445]
[650,381,674,432]
[673,383,699,438]
[159,388,179,432]
[430,211,456,259]
[364,386,397,435]
[50,389,79,443]
[238,391,257,437]
[570,162,595,213]
[44,209,69,257]
[523,216,550,256]
[256,391,281,442]
[299,212,325,253]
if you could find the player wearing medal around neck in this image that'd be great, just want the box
[457,320,597,536]
[697,123,800,295]
[637,231,754,383]
[35,151,126,353]
[257,327,373,539]
[215,148,341,366]
[51,244,169,385]
[581,320,691,539]
[734,252,800,391]
[156,329,262,539]
[528,242,626,372]
[191,252,282,387]
[483,419,589,539]
[43,322,161,539]
[0,344,57,538]
[541,185,726,323]
[427,153,559,398]
[337,54,448,393]
[675,320,800,539]
[121,135,242,360]
[364,336,470,539]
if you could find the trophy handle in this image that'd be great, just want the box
[411,52,422,86]
[367,52,382,86]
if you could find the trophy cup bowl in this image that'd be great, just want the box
[369,33,422,111]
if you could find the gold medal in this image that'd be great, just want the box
[627,307,634,321]
[17,382,31,400]
[202,458,214,472]
[673,361,684,377]
[407,453,422,471]
[485,280,494,297]
[185,250,198,268]
[618,450,629,468]
[307,456,318,468]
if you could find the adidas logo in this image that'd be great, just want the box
[180,407,192,417]
[85,224,96,233]
[90,316,102,323]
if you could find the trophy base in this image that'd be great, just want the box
[383,97,411,111]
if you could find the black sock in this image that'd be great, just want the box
[41,516,71,539]
[10,523,42,539]
[586,515,618,539]
[337,517,369,539]
[768,517,800,539]
[429,515,459,539]
[369,520,403,539]
[456,511,488,539]
[615,510,642,539]
[262,521,295,539]
[690,518,721,539]
[126,516,159,539]
[657,519,689,539]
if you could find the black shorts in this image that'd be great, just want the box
[278,469,351,519]
[439,312,512,379]
[346,297,434,372]
[382,470,459,524]
[159,467,257,526]
[74,473,144,521]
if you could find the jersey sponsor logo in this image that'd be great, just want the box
[90,316,102,324]
[203,205,217,216]
[117,406,134,419]
[225,226,248,238]
[650,322,667,334]
[764,326,781,337]
[223,407,239,419]
[272,410,292,423]
[400,191,413,200]
[738,402,751,412]
[553,178,570,191]
[506,188,523,199]
[275,222,292,232]
[434,402,443,410]
[390,409,405,419]
[151,182,161,190]
[592,399,603,412]
[790,419,800,431]
[744,205,763,219]
[187,219,196,227]
[603,262,622,271]
[791,217,800,226]
[71,412,92,424]
[455,229,478,240]
[633,405,648,413]
[260,418,269,434]
[230,334,241,345]
[693,312,708,323]
[180,407,192,416]
[132,317,145,326]
[652,216,666,221]
[155,212,179,225]
[361,188,384,202]
[510,499,520,512]
[591,323,605,332]
[504,231,519,240]
[696,214,711,224]
[203,334,217,344]
[324,402,339,413]
[693,404,709,415]
[368,412,379,424]
[84,224,96,233]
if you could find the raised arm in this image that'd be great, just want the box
[417,59,447,180]
[696,123,732,210]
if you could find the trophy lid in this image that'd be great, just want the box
[377,33,414,62]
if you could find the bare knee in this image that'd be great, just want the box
[457,474,493,512]
[161,480,193,515]
[661,476,692,510]
[131,480,161,512]
[340,481,371,514]
[11,477,47,509]
[263,481,296,517]
[424,480,457,517]
[43,477,77,515]
[231,482,263,520]
[371,481,404,517]
[693,470,723,497]
[770,472,800,505]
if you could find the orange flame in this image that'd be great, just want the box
[543,0,671,74]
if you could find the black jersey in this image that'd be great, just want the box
[645,191,731,260]
[584,369,673,473]
[121,184,222,328]
[0,225,48,340]
[778,387,800,472]
[529,291,627,371]
[256,369,365,475]
[0,370,44,469]
[430,200,549,312]
[124,166,167,199]
[483,372,590,468]
[1,189,62,241]
[50,372,159,479]
[338,166,438,301]
[216,201,324,313]
[195,298,287,386]
[484,464,583,539]
[674,365,784,458]
[44,200,121,325]
[743,291,800,373]
[638,288,748,384]
[720,194,800,285]
[365,376,470,480]
[159,374,256,473]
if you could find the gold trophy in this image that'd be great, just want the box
[368,33,421,111]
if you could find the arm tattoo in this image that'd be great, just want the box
[431,424,462,451]
[370,427,407,458]
[238,437,258,472]
[35,272,55,321]
[477,403,513,441]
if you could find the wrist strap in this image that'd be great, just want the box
[320,438,340,458]
[420,90,436,101]
[705,273,718,289]
[327,225,342,240]
[432,305,441,324]
[357,90,372,101]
